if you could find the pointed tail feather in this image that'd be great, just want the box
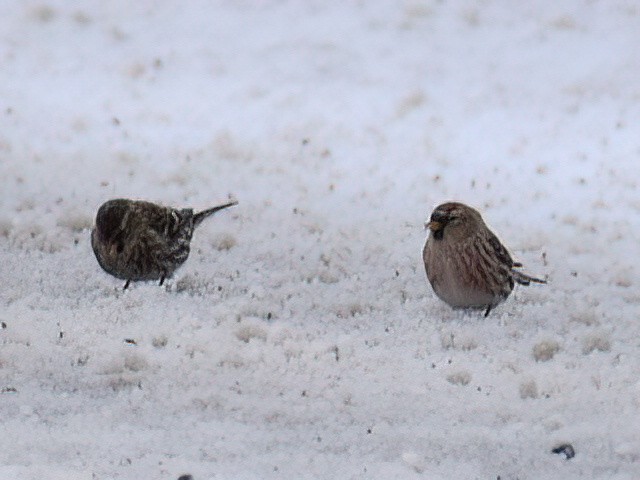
[193,200,238,228]
[512,269,547,286]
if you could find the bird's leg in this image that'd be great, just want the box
[484,305,492,317]
[123,279,131,290]
[159,275,165,286]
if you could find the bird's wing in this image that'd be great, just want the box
[485,231,514,269]
[142,208,174,237]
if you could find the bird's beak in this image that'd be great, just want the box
[426,221,442,232]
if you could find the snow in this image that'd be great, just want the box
[1,1,639,479]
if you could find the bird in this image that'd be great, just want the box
[91,198,237,289]
[422,202,546,316]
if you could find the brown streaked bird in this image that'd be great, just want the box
[91,198,237,289]
[423,202,546,316]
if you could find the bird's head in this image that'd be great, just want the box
[426,202,484,241]
[94,199,130,242]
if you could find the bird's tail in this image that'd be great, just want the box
[193,200,238,228]
[512,268,547,286]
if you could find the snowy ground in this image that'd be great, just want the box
[1,1,639,479]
